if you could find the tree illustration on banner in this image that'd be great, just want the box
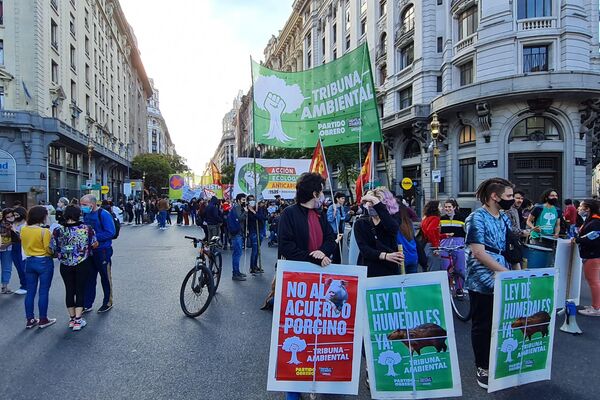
[253,75,305,143]
[282,336,307,365]
[500,338,519,363]
[378,350,402,376]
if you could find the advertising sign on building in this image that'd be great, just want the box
[363,271,462,399]
[233,157,311,200]
[0,149,16,192]
[488,269,557,393]
[267,261,366,395]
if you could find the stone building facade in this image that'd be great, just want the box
[0,0,152,207]
[263,0,600,209]
[147,78,174,156]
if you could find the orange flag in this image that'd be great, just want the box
[210,162,222,185]
[355,143,374,203]
[309,139,328,179]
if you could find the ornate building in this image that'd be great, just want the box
[147,78,174,155]
[262,0,600,208]
[0,0,152,207]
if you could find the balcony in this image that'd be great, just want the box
[454,33,477,54]
[394,22,414,46]
[375,47,387,63]
[517,17,556,31]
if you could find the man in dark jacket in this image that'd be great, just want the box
[278,173,336,267]
[247,195,266,274]
[227,194,247,281]
[205,196,222,240]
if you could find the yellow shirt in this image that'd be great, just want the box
[20,225,52,257]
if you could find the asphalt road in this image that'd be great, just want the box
[0,223,598,400]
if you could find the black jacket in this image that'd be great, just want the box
[354,202,401,277]
[575,215,600,259]
[278,204,336,265]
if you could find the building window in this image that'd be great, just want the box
[436,76,443,92]
[0,1,3,25]
[379,32,387,53]
[0,86,4,110]
[50,0,57,11]
[437,37,443,53]
[85,95,90,115]
[70,80,76,103]
[345,34,350,51]
[459,61,473,86]
[398,86,412,109]
[379,0,386,18]
[345,5,351,31]
[459,158,476,192]
[437,0,443,4]
[379,64,387,85]
[49,146,61,165]
[51,20,58,50]
[85,64,90,85]
[66,151,78,170]
[458,6,478,41]
[333,48,337,60]
[459,125,476,146]
[85,36,90,55]
[70,45,76,71]
[399,42,414,69]
[510,116,561,142]
[523,45,548,73]
[70,13,75,36]
[0,40,3,65]
[360,17,367,36]
[401,5,415,33]
[404,139,421,158]
[307,50,312,68]
[332,23,337,44]
[517,0,552,19]
[51,60,59,83]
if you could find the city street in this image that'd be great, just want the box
[0,224,598,400]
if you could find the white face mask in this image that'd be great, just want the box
[314,193,325,209]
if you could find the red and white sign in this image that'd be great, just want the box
[267,260,366,395]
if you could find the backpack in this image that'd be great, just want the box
[99,208,121,239]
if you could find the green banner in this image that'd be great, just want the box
[363,272,462,399]
[251,43,381,148]
[488,269,557,393]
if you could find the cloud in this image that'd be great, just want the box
[119,0,294,173]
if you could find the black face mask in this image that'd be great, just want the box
[497,198,515,210]
[547,198,558,206]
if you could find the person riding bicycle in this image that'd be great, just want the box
[464,177,520,390]
[440,198,466,291]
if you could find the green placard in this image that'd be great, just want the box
[251,43,381,148]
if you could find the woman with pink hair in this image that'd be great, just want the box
[353,187,404,277]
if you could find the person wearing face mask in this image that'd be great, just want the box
[527,189,562,245]
[246,195,266,275]
[228,194,248,281]
[80,194,116,313]
[10,207,28,295]
[353,188,404,277]
[0,208,16,294]
[20,206,56,328]
[277,172,336,400]
[464,177,519,389]
[573,199,600,316]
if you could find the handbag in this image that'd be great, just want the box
[502,217,523,264]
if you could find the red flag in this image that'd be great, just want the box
[210,162,222,185]
[309,139,328,179]
[355,143,374,203]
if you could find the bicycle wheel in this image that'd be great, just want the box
[209,253,222,292]
[180,263,214,318]
[450,271,471,321]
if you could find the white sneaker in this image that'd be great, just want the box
[72,318,87,331]
[579,307,600,317]
[13,288,27,295]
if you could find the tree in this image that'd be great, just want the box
[262,147,312,160]
[378,350,402,376]
[220,163,235,185]
[131,153,173,191]
[282,336,307,365]
[500,337,519,363]
[324,144,366,203]
[164,154,190,174]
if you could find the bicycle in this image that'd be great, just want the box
[179,235,221,318]
[433,245,471,321]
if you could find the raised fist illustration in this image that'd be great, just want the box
[264,92,291,142]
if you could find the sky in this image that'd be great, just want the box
[119,0,295,174]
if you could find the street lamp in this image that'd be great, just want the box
[430,113,440,200]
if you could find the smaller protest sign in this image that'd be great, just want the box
[553,239,582,306]
[488,268,557,393]
[267,261,366,395]
[363,271,462,399]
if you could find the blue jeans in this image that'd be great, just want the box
[158,210,167,228]
[24,257,54,319]
[0,250,12,284]
[231,235,242,275]
[11,245,27,289]
[285,393,301,400]
[249,231,259,269]
[269,230,277,243]
[85,247,114,308]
